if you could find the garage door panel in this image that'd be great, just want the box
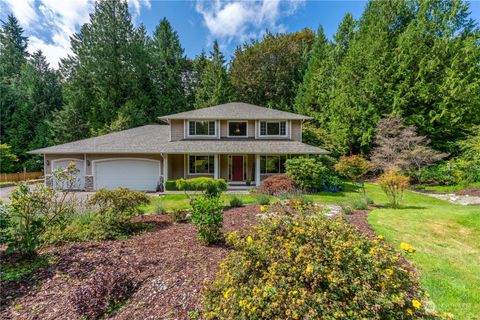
[94,159,160,191]
[52,160,85,190]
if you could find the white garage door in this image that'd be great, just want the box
[94,159,160,191]
[52,159,85,190]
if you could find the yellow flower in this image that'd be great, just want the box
[260,205,267,212]
[412,299,421,309]
[400,242,416,253]
[247,236,253,244]
[407,308,413,315]
[305,264,313,274]
[377,234,384,240]
[385,268,393,276]
[223,287,232,299]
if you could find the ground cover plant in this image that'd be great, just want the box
[203,202,439,319]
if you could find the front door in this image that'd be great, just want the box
[232,156,244,181]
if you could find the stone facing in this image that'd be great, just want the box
[85,175,94,191]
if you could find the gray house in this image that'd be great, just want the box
[30,103,328,191]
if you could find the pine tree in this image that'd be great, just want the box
[150,18,188,115]
[194,40,232,109]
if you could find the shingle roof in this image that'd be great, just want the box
[158,102,312,120]
[29,124,328,155]
[29,125,171,154]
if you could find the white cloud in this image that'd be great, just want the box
[195,0,304,44]
[3,0,151,68]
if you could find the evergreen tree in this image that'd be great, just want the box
[47,104,88,145]
[61,0,153,133]
[150,18,189,115]
[194,40,232,109]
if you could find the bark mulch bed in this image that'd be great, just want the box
[455,187,480,197]
[0,206,259,320]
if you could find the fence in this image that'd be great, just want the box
[0,171,44,183]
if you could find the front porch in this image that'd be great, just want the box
[163,153,288,188]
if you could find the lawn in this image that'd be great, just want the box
[413,182,480,194]
[144,184,480,319]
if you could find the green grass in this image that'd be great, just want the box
[413,182,480,194]
[143,193,260,213]
[364,184,480,319]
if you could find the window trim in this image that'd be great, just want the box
[187,120,217,138]
[227,120,248,138]
[258,120,288,138]
[188,154,215,175]
[260,155,289,174]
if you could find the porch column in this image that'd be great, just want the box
[255,154,261,187]
[163,154,168,183]
[214,154,219,179]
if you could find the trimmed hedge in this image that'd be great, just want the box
[165,179,178,191]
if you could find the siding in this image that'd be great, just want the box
[168,154,184,179]
[220,120,255,138]
[170,120,184,141]
[291,120,302,142]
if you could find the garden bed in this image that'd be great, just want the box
[0,206,259,320]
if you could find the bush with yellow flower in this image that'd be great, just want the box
[202,203,440,319]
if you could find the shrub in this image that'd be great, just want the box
[70,270,135,320]
[229,196,244,207]
[322,175,344,192]
[164,179,178,191]
[170,209,190,223]
[285,157,329,191]
[334,155,370,183]
[87,188,150,230]
[4,180,77,257]
[379,167,410,207]
[176,178,228,197]
[152,201,166,214]
[190,195,224,244]
[259,175,298,195]
[203,204,438,319]
[413,162,457,185]
[255,194,270,205]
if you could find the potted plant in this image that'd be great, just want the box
[245,178,251,186]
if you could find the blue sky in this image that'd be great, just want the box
[1,0,479,68]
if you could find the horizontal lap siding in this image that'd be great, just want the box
[291,120,302,141]
[170,120,184,141]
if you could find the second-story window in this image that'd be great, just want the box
[259,121,287,137]
[189,121,216,136]
[228,121,247,137]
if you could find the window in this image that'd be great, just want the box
[189,155,215,174]
[188,121,216,136]
[260,155,288,174]
[259,121,287,136]
[228,121,247,137]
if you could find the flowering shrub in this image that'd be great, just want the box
[379,167,410,207]
[190,195,224,244]
[202,204,439,319]
[70,269,135,319]
[259,175,298,195]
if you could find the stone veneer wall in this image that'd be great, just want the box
[84,176,94,191]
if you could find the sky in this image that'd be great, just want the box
[1,0,479,69]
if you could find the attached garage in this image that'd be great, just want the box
[93,158,161,191]
[52,159,85,190]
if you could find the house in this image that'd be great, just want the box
[29,102,328,191]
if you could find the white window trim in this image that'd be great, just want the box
[258,120,289,138]
[186,120,217,138]
[188,154,215,175]
[227,120,248,138]
[259,154,289,174]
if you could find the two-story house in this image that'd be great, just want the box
[30,103,328,191]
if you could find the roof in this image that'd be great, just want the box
[29,125,170,154]
[158,102,312,120]
[29,124,328,155]
[157,139,328,155]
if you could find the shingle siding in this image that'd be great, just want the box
[170,120,184,141]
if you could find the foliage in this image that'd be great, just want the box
[87,188,150,231]
[254,194,270,205]
[370,116,447,172]
[341,195,372,214]
[258,175,298,196]
[413,162,457,186]
[0,254,51,283]
[190,195,224,244]
[230,29,315,111]
[176,178,227,197]
[165,179,179,191]
[203,203,438,319]
[152,201,166,214]
[301,123,347,158]
[170,209,190,223]
[0,144,18,173]
[378,167,410,207]
[229,195,244,208]
[3,164,79,256]
[334,155,370,182]
[322,175,344,192]
[70,269,135,320]
[285,157,329,191]
[194,40,232,109]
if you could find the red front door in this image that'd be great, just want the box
[232,156,244,181]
